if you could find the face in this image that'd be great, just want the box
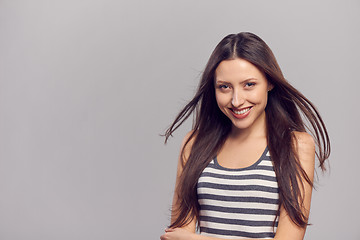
[215,58,272,133]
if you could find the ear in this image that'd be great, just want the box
[267,83,274,92]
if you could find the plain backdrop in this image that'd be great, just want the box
[0,0,359,239]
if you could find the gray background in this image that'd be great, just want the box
[0,0,359,239]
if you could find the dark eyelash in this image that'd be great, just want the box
[246,82,256,87]
[218,84,229,89]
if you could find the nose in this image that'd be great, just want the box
[231,90,245,108]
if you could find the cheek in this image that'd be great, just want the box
[215,92,230,108]
[248,90,268,104]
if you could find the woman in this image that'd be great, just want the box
[160,32,330,240]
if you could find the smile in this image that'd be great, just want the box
[230,107,252,119]
[232,107,251,115]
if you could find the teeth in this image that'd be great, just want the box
[234,107,251,115]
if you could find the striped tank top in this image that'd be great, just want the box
[197,147,279,239]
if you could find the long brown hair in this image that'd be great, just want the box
[164,32,330,229]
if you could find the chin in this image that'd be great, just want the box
[231,121,251,130]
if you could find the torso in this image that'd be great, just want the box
[197,146,279,239]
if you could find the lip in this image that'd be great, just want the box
[229,106,252,119]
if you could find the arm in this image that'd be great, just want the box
[161,131,197,240]
[162,131,315,240]
[272,131,315,240]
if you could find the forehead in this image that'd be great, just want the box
[215,58,265,81]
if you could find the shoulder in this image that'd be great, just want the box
[292,131,315,153]
[181,130,197,150]
[179,130,197,165]
[291,131,315,170]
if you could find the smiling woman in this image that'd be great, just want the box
[214,59,272,133]
[161,32,330,240]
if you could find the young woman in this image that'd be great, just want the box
[160,32,330,240]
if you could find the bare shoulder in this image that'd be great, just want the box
[292,131,315,167]
[292,131,315,146]
[179,130,197,165]
[292,131,315,151]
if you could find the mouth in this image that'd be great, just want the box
[231,106,252,114]
[229,106,252,119]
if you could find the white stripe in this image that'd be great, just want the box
[200,209,278,222]
[198,176,278,188]
[202,168,276,177]
[201,231,274,240]
[200,221,276,234]
[198,187,279,199]
[201,232,244,239]
[258,160,274,167]
[198,199,279,211]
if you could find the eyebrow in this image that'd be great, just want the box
[215,78,258,84]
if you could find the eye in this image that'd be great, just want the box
[218,84,229,89]
[245,82,256,88]
[216,84,231,91]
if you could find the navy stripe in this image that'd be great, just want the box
[207,163,274,172]
[201,227,275,238]
[200,204,278,215]
[200,172,277,182]
[200,216,278,227]
[197,182,279,193]
[197,193,279,204]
